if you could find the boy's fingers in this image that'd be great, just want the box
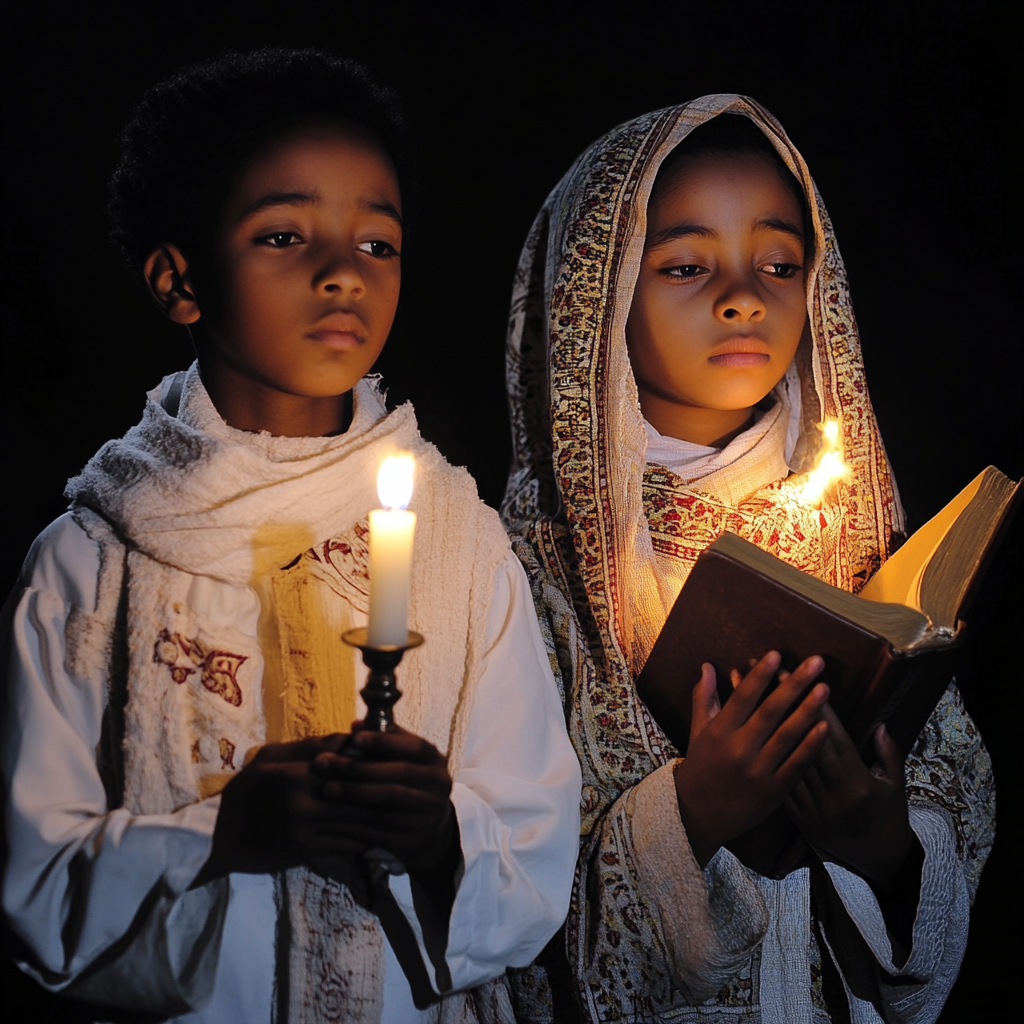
[322,778,448,807]
[253,737,327,764]
[350,729,442,764]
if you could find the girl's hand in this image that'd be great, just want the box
[674,652,830,867]
[311,723,457,872]
[786,705,915,887]
[193,737,371,886]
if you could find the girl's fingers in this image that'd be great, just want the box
[759,682,829,769]
[746,657,824,746]
[722,651,783,724]
[872,723,905,783]
[773,720,828,790]
[801,763,829,804]
[689,663,721,740]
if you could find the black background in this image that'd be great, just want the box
[2,1,1021,1019]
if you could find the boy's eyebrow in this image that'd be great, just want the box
[238,190,319,221]
[236,192,403,227]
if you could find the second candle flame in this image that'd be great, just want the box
[377,454,415,510]
[799,419,850,505]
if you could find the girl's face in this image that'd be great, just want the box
[626,151,807,446]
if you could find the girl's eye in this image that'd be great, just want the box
[257,231,302,248]
[761,262,802,279]
[664,264,706,280]
[357,239,399,258]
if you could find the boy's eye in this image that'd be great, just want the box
[357,239,399,259]
[256,231,303,248]
[664,265,706,280]
[760,262,802,279]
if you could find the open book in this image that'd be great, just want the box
[634,466,1020,877]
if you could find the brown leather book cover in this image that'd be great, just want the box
[634,539,960,878]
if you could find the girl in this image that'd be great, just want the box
[501,95,994,1024]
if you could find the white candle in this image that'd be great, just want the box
[368,454,416,647]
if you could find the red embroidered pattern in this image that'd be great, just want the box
[153,629,247,707]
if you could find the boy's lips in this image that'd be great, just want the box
[308,312,365,349]
[708,336,771,367]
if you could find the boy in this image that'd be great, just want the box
[2,49,581,1024]
[502,99,994,1023]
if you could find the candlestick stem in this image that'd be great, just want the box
[341,628,425,731]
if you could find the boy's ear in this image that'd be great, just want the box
[144,244,201,324]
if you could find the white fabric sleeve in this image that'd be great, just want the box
[821,804,969,1024]
[388,550,582,994]
[1,514,228,1013]
[603,761,769,1001]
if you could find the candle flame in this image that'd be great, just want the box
[377,453,415,509]
[799,419,849,504]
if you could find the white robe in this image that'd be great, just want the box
[2,491,582,1019]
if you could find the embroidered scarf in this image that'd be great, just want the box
[500,95,907,1020]
[66,366,513,1024]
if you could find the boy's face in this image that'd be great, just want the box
[196,124,402,411]
[626,152,807,442]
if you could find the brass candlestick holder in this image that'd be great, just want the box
[342,627,425,731]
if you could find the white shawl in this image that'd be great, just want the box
[65,365,512,1024]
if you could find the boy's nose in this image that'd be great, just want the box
[713,290,765,323]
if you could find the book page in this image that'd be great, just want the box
[921,470,1019,627]
[859,470,986,610]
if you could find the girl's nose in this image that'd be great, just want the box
[315,255,365,299]
[713,285,765,323]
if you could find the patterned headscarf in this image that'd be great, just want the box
[501,94,907,1015]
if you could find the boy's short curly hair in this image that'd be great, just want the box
[108,48,413,276]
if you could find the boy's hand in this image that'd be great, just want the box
[674,652,830,867]
[311,724,457,873]
[786,705,915,888]
[193,737,371,886]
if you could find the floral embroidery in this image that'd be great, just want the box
[153,628,247,707]
[218,737,236,770]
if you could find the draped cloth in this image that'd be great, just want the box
[501,95,994,1022]
[65,366,514,1024]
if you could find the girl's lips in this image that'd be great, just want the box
[708,351,770,367]
[309,330,362,350]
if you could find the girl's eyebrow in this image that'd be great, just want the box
[648,217,804,248]
[754,217,804,241]
[360,198,403,226]
[648,222,717,247]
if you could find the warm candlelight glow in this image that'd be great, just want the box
[377,454,415,510]
[799,419,850,505]
[368,453,417,647]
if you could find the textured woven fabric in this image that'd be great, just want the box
[501,95,995,1023]
[66,366,513,1024]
